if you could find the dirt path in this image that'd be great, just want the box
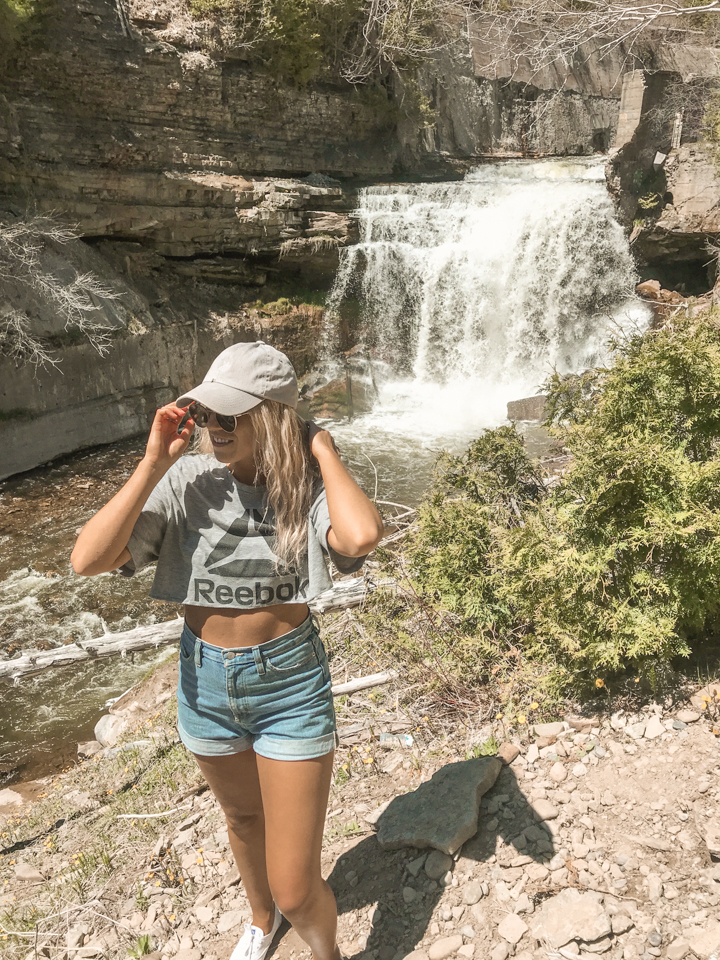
[2,684,719,960]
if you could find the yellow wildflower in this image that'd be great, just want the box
[530,702,539,710]
[595,678,604,688]
[517,715,527,725]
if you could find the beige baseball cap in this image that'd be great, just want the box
[177,341,298,415]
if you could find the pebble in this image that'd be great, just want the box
[550,762,568,783]
[534,722,565,738]
[676,710,700,723]
[428,935,463,960]
[490,945,510,960]
[14,862,45,883]
[666,939,690,960]
[532,799,559,821]
[497,913,528,944]
[647,930,662,948]
[403,886,417,904]
[627,722,646,740]
[425,850,454,880]
[497,743,520,765]
[572,763,587,777]
[612,915,634,934]
[194,906,214,924]
[217,910,244,933]
[408,855,427,877]
[644,716,665,740]
[462,881,484,905]
[458,947,474,959]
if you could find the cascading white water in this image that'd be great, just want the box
[324,158,650,445]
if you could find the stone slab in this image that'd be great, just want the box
[376,757,502,855]
[530,888,611,948]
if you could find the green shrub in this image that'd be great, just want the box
[378,314,720,701]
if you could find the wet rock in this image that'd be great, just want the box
[15,862,45,883]
[497,743,520,765]
[497,914,528,944]
[530,888,611,948]
[425,850,454,880]
[377,757,502,855]
[77,740,104,757]
[428,935,463,960]
[507,395,547,421]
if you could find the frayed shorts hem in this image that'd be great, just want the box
[178,722,336,761]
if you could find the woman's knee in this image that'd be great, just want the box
[270,876,327,919]
[223,806,264,839]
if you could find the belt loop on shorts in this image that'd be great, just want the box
[253,646,266,676]
[310,613,321,635]
[194,637,202,668]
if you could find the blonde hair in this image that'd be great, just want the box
[197,400,318,572]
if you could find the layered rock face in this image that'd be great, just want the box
[607,56,720,295]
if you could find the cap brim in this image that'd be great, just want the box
[176,382,263,416]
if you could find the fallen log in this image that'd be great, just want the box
[0,577,393,683]
[331,670,397,696]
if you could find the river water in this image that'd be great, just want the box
[0,157,649,784]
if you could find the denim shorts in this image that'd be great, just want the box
[176,615,337,761]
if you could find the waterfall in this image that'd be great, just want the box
[323,158,649,437]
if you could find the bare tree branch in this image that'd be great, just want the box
[0,216,118,369]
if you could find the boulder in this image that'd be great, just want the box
[376,757,502,855]
[507,395,547,422]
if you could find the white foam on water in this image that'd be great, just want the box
[324,157,651,459]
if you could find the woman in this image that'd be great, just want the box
[71,341,384,960]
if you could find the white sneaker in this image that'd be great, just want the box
[229,905,282,960]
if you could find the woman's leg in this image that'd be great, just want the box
[256,750,339,960]
[191,750,275,935]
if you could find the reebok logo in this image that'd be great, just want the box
[193,576,309,606]
[205,509,284,579]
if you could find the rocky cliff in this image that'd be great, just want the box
[2,0,718,478]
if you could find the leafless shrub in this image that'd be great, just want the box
[0,216,118,369]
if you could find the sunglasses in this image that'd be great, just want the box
[182,401,237,433]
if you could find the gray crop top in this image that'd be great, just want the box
[119,454,365,608]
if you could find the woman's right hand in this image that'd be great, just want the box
[143,403,195,469]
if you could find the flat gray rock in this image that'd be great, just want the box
[530,888,611,948]
[376,757,502,855]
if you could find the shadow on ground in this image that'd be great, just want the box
[323,759,554,959]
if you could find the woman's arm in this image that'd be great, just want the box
[71,404,194,576]
[309,427,385,558]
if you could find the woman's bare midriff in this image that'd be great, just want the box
[183,602,310,648]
